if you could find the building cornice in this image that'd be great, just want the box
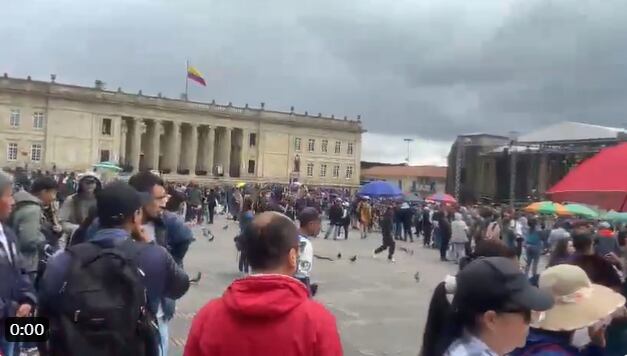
[0,76,365,133]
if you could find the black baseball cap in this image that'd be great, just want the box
[97,182,151,225]
[454,257,553,312]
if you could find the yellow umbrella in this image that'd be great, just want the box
[236,182,246,188]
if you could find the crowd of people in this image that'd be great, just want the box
[1,167,627,355]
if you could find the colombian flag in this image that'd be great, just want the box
[187,66,206,86]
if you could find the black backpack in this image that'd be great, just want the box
[48,239,159,356]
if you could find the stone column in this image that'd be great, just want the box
[119,119,127,165]
[206,125,215,175]
[224,127,232,177]
[166,121,181,172]
[186,123,199,174]
[240,129,249,176]
[150,120,162,170]
[129,118,143,172]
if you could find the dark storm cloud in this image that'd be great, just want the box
[3,0,627,145]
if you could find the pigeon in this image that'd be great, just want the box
[337,252,342,259]
[414,272,420,282]
[349,255,357,262]
[189,272,202,284]
[399,247,414,255]
[222,224,229,230]
[314,254,334,261]
[202,228,215,242]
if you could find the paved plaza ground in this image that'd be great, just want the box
[169,215,456,356]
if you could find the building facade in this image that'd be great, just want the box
[446,122,627,204]
[361,165,447,195]
[0,75,363,186]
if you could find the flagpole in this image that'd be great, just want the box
[185,59,189,101]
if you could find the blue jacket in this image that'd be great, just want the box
[86,212,193,266]
[39,228,190,316]
[0,224,36,323]
[161,211,194,266]
[511,328,604,356]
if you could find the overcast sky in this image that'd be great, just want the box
[3,0,627,166]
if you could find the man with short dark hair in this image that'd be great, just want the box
[40,182,190,355]
[296,207,320,295]
[129,171,194,356]
[10,176,60,281]
[570,233,622,290]
[185,212,342,356]
[0,172,37,356]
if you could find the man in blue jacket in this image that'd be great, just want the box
[128,171,194,356]
[0,172,37,356]
[39,182,190,354]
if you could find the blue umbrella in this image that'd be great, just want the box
[358,181,402,197]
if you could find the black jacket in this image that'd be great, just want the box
[39,228,189,318]
[328,204,343,225]
[0,224,36,332]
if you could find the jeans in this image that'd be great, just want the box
[450,242,466,263]
[423,226,432,246]
[207,206,215,224]
[403,223,413,241]
[324,224,340,239]
[158,316,169,356]
[525,245,541,277]
[238,251,249,273]
[394,222,402,239]
[0,337,19,356]
[439,237,450,261]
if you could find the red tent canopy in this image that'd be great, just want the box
[547,143,627,211]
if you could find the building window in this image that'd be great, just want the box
[248,159,256,174]
[294,137,301,151]
[308,139,315,152]
[332,165,340,178]
[101,118,112,135]
[249,133,257,146]
[30,143,42,162]
[10,109,20,128]
[306,162,314,177]
[347,142,354,155]
[33,112,45,129]
[345,165,353,179]
[7,143,17,161]
[320,164,327,177]
[334,141,341,154]
[99,149,110,162]
[321,139,328,153]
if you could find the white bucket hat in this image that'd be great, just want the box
[532,264,625,331]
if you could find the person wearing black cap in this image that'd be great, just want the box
[39,182,190,355]
[420,256,554,356]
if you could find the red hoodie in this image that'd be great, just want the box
[184,274,343,356]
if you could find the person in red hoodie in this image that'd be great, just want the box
[184,211,343,356]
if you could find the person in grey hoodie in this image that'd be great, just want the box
[59,173,101,240]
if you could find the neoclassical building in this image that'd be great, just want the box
[0,75,363,186]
